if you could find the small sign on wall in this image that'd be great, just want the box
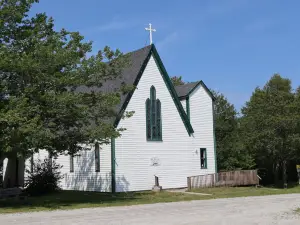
[150,157,160,166]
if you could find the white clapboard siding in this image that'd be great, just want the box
[115,55,195,192]
[189,84,216,176]
[181,99,186,113]
[25,143,111,192]
[19,53,216,193]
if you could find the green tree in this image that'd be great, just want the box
[171,76,185,86]
[241,74,300,187]
[0,0,129,161]
[213,91,254,171]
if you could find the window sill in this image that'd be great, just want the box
[147,139,163,142]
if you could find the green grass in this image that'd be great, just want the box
[191,184,300,198]
[0,190,209,214]
[1,185,300,214]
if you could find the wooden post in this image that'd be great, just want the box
[155,176,159,186]
[187,177,191,191]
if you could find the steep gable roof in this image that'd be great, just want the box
[175,82,199,99]
[76,45,152,114]
[175,81,216,101]
[77,44,194,135]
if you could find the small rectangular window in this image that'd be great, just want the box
[200,148,207,169]
[70,155,74,173]
[95,143,100,172]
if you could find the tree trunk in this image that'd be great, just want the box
[282,160,287,189]
[273,162,279,186]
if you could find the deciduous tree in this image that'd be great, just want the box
[241,74,300,187]
[171,76,185,86]
[0,0,129,161]
[213,91,254,171]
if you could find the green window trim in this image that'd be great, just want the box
[200,148,207,169]
[156,99,162,138]
[95,143,100,172]
[146,86,162,141]
[114,44,194,136]
[70,155,74,173]
[151,45,194,135]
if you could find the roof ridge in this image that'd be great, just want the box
[176,81,200,87]
[126,44,152,55]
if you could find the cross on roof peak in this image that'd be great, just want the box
[145,23,156,45]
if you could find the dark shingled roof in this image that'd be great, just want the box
[175,81,216,101]
[76,44,213,133]
[175,82,200,99]
[75,45,152,118]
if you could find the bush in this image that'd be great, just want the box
[25,158,63,196]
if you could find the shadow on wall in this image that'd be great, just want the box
[116,175,130,192]
[63,150,109,192]
[63,150,131,192]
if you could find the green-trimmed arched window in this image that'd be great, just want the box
[146,86,162,141]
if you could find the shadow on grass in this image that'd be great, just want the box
[0,190,196,212]
[0,190,142,210]
[265,182,299,189]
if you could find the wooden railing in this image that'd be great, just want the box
[187,170,259,190]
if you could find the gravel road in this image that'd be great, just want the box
[1,194,300,225]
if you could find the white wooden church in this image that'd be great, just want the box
[3,44,217,192]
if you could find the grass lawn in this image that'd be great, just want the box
[191,184,300,198]
[0,190,209,214]
[1,184,300,214]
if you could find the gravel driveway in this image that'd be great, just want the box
[1,194,300,225]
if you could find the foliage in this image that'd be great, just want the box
[171,76,185,86]
[241,74,300,186]
[0,0,130,159]
[25,158,63,196]
[212,90,254,171]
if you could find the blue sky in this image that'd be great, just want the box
[31,0,300,111]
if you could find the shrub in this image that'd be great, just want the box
[25,158,63,196]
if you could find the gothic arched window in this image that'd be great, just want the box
[146,86,162,141]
